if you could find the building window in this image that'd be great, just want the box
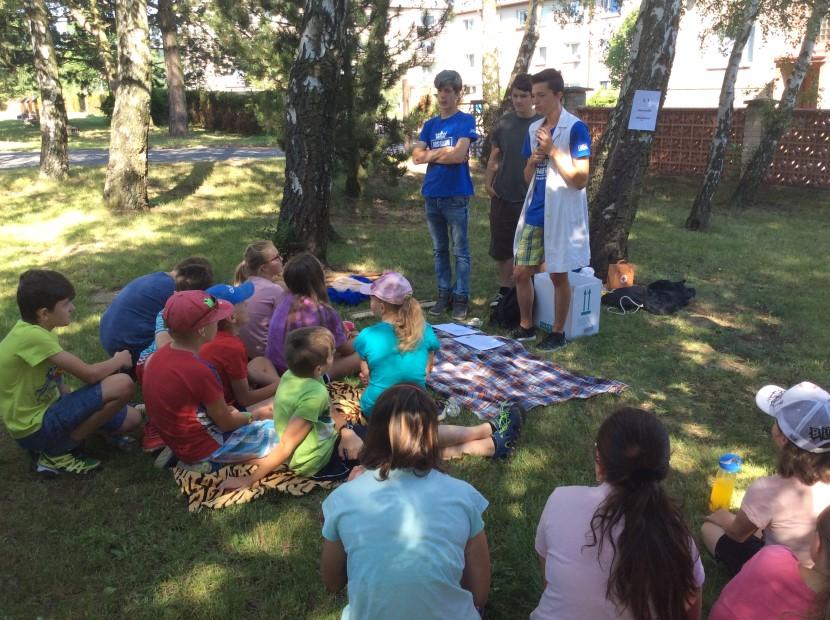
[566,42,581,60]
[600,80,611,89]
[819,17,829,42]
[517,9,528,25]
[466,53,475,68]
[542,2,554,18]
[599,0,621,13]
[537,46,547,65]
[422,12,435,27]
[742,25,755,64]
[463,18,474,31]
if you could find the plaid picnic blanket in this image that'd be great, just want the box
[427,335,626,420]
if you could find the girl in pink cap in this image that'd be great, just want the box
[354,272,521,460]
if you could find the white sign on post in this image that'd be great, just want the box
[627,90,662,131]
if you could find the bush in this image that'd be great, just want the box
[587,88,619,107]
[141,88,284,137]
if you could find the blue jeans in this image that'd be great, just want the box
[424,196,471,299]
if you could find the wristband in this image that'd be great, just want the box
[243,411,253,422]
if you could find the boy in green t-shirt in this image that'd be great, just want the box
[221,326,365,491]
[0,270,142,476]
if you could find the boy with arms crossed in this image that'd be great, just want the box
[512,69,591,351]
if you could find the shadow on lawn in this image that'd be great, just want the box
[151,161,216,207]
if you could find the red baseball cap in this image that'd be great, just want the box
[163,290,234,333]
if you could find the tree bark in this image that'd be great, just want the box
[731,0,830,209]
[478,0,500,164]
[104,0,151,211]
[25,0,69,180]
[686,0,761,230]
[587,0,683,280]
[500,0,541,115]
[65,0,118,93]
[158,0,187,137]
[277,0,348,260]
[342,21,359,198]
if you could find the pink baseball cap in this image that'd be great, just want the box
[359,272,413,305]
[163,290,234,333]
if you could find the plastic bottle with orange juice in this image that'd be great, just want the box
[709,453,743,512]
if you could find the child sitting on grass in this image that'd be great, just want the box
[233,240,286,359]
[356,271,523,459]
[221,326,365,491]
[0,270,142,476]
[710,504,830,619]
[702,382,830,575]
[199,282,280,419]
[265,253,360,379]
[321,384,490,620]
[142,291,276,470]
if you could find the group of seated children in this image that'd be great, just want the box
[4,247,830,619]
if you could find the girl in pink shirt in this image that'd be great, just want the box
[532,407,704,620]
[710,504,830,619]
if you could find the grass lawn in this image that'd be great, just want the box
[1,160,828,619]
[0,115,278,151]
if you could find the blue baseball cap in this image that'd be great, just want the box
[205,281,255,305]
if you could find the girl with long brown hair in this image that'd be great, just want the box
[233,240,285,360]
[532,407,704,619]
[320,384,490,619]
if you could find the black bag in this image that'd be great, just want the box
[489,287,521,328]
[601,280,695,316]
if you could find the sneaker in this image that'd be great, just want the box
[429,291,452,316]
[491,430,516,459]
[36,452,101,476]
[451,296,469,321]
[153,446,177,469]
[142,421,166,453]
[510,325,536,342]
[105,434,137,452]
[489,291,505,308]
[536,331,568,352]
[490,402,524,442]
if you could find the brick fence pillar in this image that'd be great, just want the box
[565,87,590,111]
[741,97,773,169]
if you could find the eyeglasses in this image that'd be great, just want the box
[268,254,282,263]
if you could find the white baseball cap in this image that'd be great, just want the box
[756,382,830,453]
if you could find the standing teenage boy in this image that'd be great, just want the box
[412,69,479,321]
[484,74,542,307]
[511,69,591,351]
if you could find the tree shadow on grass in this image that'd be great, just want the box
[151,161,216,207]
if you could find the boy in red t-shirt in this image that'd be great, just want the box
[142,290,276,469]
[200,283,279,418]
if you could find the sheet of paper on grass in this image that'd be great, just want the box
[454,334,505,351]
[433,323,480,337]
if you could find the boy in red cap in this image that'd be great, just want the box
[142,290,276,469]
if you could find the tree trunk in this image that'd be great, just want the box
[277,0,348,260]
[500,0,541,115]
[104,0,151,211]
[731,0,830,209]
[587,0,683,280]
[25,0,69,180]
[158,0,187,137]
[66,0,118,93]
[686,0,761,230]
[478,0,500,164]
[342,22,360,198]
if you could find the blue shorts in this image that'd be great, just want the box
[16,383,128,456]
[312,424,368,481]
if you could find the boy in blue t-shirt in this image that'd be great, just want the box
[512,68,592,352]
[412,69,479,321]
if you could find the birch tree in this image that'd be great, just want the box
[276,0,348,259]
[25,0,69,179]
[732,0,830,208]
[686,0,762,230]
[104,0,151,210]
[500,0,541,114]
[64,0,118,93]
[587,0,683,279]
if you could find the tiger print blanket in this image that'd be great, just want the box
[172,382,364,512]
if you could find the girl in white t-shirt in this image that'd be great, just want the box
[320,384,490,619]
[702,382,830,575]
[532,407,704,620]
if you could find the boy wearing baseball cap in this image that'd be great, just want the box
[702,381,830,575]
[412,69,479,321]
[199,283,280,419]
[142,290,276,469]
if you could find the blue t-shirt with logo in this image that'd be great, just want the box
[522,120,591,227]
[419,111,478,198]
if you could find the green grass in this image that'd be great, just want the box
[0,161,829,619]
[0,115,278,151]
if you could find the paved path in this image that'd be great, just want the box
[0,146,284,170]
